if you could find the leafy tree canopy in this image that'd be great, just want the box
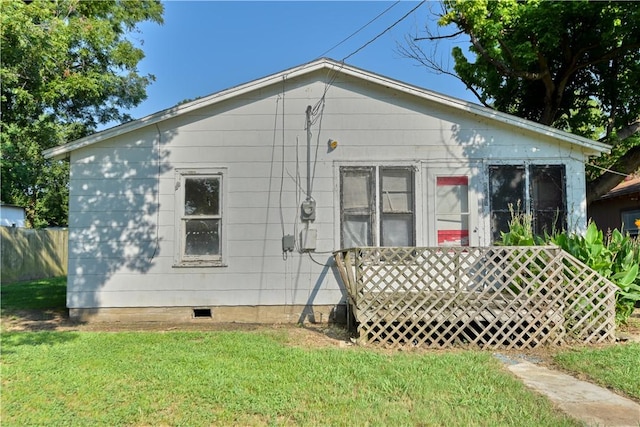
[1,0,163,227]
[402,0,640,203]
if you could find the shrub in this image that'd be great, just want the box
[498,203,543,246]
[551,224,640,324]
[498,207,640,324]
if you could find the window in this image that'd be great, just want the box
[174,168,225,266]
[340,166,414,248]
[530,165,566,236]
[489,166,525,242]
[489,164,566,242]
[621,209,640,237]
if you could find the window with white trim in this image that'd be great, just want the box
[489,164,566,242]
[174,168,225,266]
[340,166,415,248]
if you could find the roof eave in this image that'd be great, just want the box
[44,59,331,160]
[43,58,611,159]
[332,63,611,156]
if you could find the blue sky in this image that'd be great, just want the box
[125,1,474,121]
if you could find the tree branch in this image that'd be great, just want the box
[616,118,640,141]
[598,118,640,144]
[414,30,465,41]
[467,32,546,81]
[569,42,640,75]
[396,38,493,109]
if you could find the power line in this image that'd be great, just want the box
[342,1,426,62]
[309,1,426,121]
[585,160,633,178]
[316,1,401,59]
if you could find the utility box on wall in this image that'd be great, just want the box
[301,228,317,251]
[300,199,316,222]
[282,235,295,252]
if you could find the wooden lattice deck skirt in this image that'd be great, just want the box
[334,246,617,349]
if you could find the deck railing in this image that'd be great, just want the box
[333,246,617,349]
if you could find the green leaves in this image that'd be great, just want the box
[500,214,640,324]
[409,0,640,199]
[550,222,640,324]
[0,0,163,227]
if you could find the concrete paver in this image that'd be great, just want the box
[496,354,640,427]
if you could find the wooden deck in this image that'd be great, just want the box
[334,246,617,349]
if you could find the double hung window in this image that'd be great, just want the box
[340,166,415,248]
[489,164,566,242]
[175,168,225,266]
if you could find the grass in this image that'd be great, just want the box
[1,331,579,426]
[2,277,637,425]
[0,276,66,312]
[554,343,640,400]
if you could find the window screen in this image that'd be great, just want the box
[489,164,566,242]
[530,165,566,236]
[489,165,525,242]
[340,166,414,248]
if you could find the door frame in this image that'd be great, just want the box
[423,163,484,247]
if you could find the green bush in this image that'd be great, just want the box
[551,224,640,324]
[498,207,640,324]
[498,203,543,247]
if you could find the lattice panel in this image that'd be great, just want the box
[333,246,617,349]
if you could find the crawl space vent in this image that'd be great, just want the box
[193,308,212,318]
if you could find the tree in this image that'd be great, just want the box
[401,0,640,203]
[1,0,163,227]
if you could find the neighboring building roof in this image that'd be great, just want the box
[0,202,26,209]
[596,176,640,200]
[43,58,612,160]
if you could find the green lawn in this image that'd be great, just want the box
[0,276,66,312]
[2,331,580,426]
[554,342,640,400]
[1,277,635,425]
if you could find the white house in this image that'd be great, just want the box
[0,203,26,228]
[43,58,610,323]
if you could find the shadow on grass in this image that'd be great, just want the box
[0,277,67,311]
[1,331,80,355]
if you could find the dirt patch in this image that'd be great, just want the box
[616,310,640,342]
[3,308,639,353]
[0,308,356,348]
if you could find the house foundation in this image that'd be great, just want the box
[69,304,346,325]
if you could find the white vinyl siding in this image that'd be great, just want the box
[61,66,595,311]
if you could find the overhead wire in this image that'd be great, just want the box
[278,76,286,237]
[315,1,401,59]
[301,0,427,266]
[342,1,426,62]
[587,161,633,178]
[309,1,426,124]
[149,123,162,262]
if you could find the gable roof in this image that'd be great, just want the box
[43,58,611,160]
